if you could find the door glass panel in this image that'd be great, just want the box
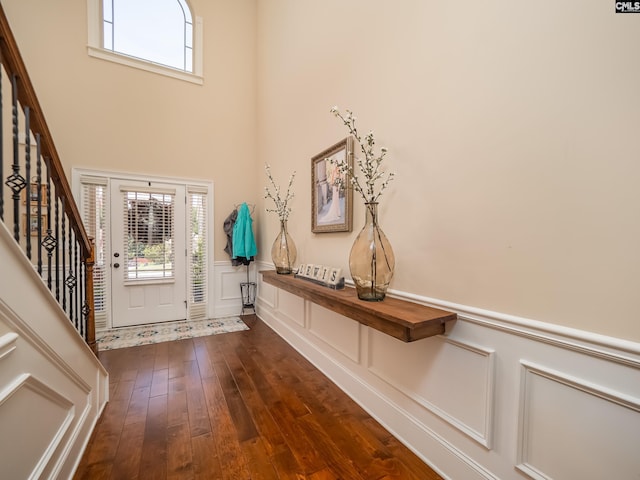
[123,190,175,280]
[188,189,207,318]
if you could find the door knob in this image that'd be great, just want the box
[113,263,120,269]
[114,252,120,257]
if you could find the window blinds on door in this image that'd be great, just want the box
[80,175,108,330]
[188,186,207,320]
[122,189,176,281]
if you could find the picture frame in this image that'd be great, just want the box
[311,137,353,233]
[22,213,47,237]
[22,183,48,206]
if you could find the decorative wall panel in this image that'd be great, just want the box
[308,303,361,363]
[214,261,258,317]
[0,332,18,361]
[0,374,74,480]
[220,269,245,301]
[277,289,305,327]
[257,268,640,480]
[258,279,276,309]
[368,330,495,447]
[517,361,640,480]
[1,223,109,480]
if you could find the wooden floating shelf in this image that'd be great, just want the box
[260,270,457,342]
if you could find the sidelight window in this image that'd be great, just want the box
[80,175,109,330]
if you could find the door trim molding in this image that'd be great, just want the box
[71,168,215,329]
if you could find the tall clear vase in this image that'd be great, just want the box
[271,220,297,274]
[349,202,395,301]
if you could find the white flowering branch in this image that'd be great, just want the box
[328,106,395,204]
[264,164,296,222]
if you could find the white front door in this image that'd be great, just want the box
[110,180,187,327]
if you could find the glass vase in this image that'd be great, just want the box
[349,202,395,301]
[271,220,297,274]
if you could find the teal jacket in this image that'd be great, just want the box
[232,203,257,260]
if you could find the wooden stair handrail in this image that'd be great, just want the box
[0,5,91,259]
[0,4,96,353]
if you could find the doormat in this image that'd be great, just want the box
[96,316,249,351]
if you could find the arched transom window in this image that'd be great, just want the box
[87,0,203,84]
[103,0,193,72]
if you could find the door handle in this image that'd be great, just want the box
[113,263,120,269]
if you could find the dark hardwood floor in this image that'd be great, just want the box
[74,315,442,480]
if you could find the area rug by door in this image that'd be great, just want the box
[96,316,249,351]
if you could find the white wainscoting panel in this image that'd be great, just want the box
[368,331,495,448]
[278,289,306,327]
[214,261,258,318]
[0,332,18,361]
[258,277,277,309]
[220,270,245,301]
[256,268,640,480]
[0,374,74,480]
[308,303,361,363]
[1,222,109,479]
[517,361,640,480]
[0,302,98,480]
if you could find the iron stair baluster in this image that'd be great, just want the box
[6,74,26,241]
[36,134,42,275]
[61,197,66,312]
[25,107,31,259]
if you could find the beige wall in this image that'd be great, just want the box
[3,1,639,342]
[256,1,640,341]
[2,0,259,260]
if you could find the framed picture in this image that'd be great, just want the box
[22,213,47,237]
[22,183,47,206]
[311,137,353,233]
[297,264,306,276]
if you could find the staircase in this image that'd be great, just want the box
[0,5,109,479]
